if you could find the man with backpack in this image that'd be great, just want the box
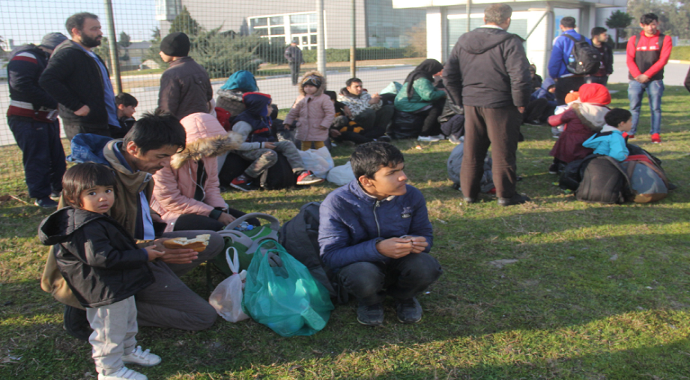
[548,17,594,105]
[626,13,672,143]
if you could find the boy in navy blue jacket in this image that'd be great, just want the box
[319,142,442,326]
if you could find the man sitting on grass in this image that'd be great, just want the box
[319,142,442,326]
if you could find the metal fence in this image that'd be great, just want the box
[0,0,427,195]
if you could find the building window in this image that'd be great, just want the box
[249,12,318,50]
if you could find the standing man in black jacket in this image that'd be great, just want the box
[40,12,120,141]
[157,32,213,120]
[588,27,613,86]
[7,33,68,208]
[443,4,532,206]
[284,39,304,86]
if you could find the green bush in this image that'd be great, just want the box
[301,47,414,63]
[670,46,690,61]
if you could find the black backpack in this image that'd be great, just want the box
[563,34,602,75]
[218,152,296,190]
[576,156,630,204]
[278,202,337,298]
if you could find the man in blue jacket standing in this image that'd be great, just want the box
[7,32,68,208]
[319,142,442,326]
[548,17,591,105]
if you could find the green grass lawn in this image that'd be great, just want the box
[1,84,690,379]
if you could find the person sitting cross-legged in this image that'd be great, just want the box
[319,142,443,326]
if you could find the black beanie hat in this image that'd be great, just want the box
[160,32,190,57]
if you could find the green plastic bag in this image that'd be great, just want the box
[214,213,281,275]
[242,240,334,337]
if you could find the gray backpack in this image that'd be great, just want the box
[447,142,494,193]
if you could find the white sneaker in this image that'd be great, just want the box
[417,134,443,142]
[122,346,161,367]
[98,366,147,380]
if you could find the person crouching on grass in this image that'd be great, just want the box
[319,142,443,326]
[39,163,162,380]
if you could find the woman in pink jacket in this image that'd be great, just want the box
[151,112,253,232]
[284,71,335,150]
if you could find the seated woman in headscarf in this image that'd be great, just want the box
[216,70,259,116]
[394,59,447,142]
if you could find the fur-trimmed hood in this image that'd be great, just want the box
[571,102,608,132]
[298,71,327,97]
[170,112,243,169]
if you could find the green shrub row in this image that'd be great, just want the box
[302,47,415,63]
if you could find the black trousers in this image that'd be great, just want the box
[419,98,446,137]
[353,105,395,138]
[337,252,442,306]
[587,75,609,86]
[555,76,586,105]
[289,62,301,85]
[173,209,260,232]
[461,105,522,199]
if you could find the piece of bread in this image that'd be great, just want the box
[162,234,210,252]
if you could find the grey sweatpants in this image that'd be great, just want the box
[135,230,223,331]
[87,296,137,376]
[235,141,305,178]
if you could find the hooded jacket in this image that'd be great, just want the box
[151,113,243,232]
[444,26,532,109]
[583,125,629,162]
[158,56,213,120]
[284,71,335,142]
[318,180,433,271]
[39,40,111,128]
[394,60,446,113]
[6,44,58,122]
[39,207,154,308]
[232,92,277,148]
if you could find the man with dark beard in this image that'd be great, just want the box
[40,12,120,141]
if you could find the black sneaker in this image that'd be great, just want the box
[63,305,92,341]
[548,162,559,175]
[35,197,58,208]
[356,302,384,326]
[49,191,61,201]
[395,297,422,324]
[497,194,530,207]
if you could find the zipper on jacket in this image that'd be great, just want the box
[373,200,381,237]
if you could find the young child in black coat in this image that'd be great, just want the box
[39,163,163,380]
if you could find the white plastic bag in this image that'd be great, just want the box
[209,247,249,322]
[327,161,356,186]
[298,146,334,179]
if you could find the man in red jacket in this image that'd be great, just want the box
[626,13,672,143]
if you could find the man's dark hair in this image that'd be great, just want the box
[591,26,607,38]
[115,93,138,107]
[346,77,362,88]
[351,142,405,179]
[604,108,632,127]
[123,111,186,154]
[560,16,576,29]
[62,162,116,208]
[324,90,337,102]
[484,4,512,25]
[65,12,98,36]
[640,13,659,25]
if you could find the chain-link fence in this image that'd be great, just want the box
[0,0,427,195]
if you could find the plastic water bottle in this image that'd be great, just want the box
[235,221,254,231]
[568,56,575,65]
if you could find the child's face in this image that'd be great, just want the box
[359,162,408,199]
[304,84,318,95]
[619,118,633,132]
[118,105,136,118]
[79,185,114,214]
[548,87,556,94]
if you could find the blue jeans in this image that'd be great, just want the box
[8,116,66,199]
[628,80,664,135]
[337,252,442,306]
